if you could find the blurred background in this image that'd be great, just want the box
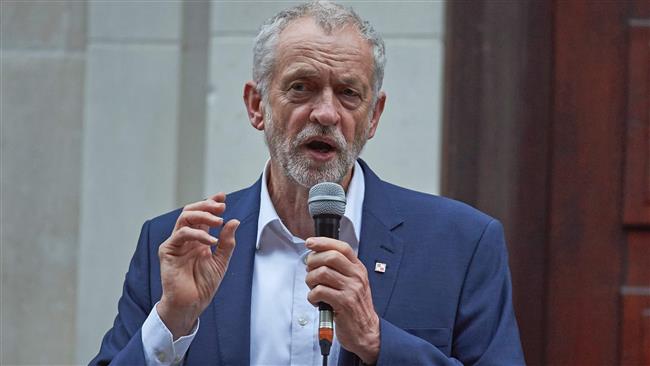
[1,0,649,365]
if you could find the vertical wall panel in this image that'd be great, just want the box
[1,53,85,366]
[76,42,181,363]
[175,1,211,206]
[75,2,182,362]
[1,1,86,364]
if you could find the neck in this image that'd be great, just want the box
[267,161,353,239]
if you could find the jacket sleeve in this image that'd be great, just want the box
[89,220,154,365]
[371,219,525,366]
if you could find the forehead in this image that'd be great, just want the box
[273,17,374,84]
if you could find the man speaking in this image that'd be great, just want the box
[91,1,525,365]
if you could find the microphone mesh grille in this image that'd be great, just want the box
[308,182,346,217]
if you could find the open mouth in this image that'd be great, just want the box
[306,140,335,153]
[302,137,339,161]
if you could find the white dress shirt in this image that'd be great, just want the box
[141,161,365,366]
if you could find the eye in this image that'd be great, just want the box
[290,83,306,92]
[342,88,360,97]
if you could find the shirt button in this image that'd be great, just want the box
[298,316,309,326]
[155,350,167,362]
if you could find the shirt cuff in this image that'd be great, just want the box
[141,301,199,366]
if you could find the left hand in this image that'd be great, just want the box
[305,237,380,364]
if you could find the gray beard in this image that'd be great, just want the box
[263,108,369,188]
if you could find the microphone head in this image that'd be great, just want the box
[308,182,346,217]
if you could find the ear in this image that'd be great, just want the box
[366,91,386,139]
[243,81,265,130]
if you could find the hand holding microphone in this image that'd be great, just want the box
[306,183,380,365]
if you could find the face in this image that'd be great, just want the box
[252,17,385,188]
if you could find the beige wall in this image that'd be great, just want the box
[1,2,86,364]
[0,1,445,364]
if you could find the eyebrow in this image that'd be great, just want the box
[280,66,320,82]
[339,76,363,87]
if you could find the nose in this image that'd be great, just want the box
[309,89,341,126]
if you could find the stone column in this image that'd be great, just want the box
[1,1,86,364]
[75,1,183,362]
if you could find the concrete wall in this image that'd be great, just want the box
[1,2,86,364]
[75,1,184,362]
[0,1,445,364]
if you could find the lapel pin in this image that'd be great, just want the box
[374,262,387,273]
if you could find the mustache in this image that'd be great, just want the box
[293,123,346,150]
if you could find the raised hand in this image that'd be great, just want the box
[157,192,240,339]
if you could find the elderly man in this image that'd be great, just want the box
[92,1,525,365]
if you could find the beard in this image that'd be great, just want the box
[263,107,371,188]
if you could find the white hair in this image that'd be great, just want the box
[252,0,386,103]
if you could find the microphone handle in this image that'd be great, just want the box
[313,214,341,356]
[314,215,339,312]
[314,214,340,311]
[314,214,341,239]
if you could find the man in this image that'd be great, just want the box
[92,1,525,365]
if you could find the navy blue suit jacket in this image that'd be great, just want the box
[92,160,525,365]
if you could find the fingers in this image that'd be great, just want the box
[305,249,357,277]
[183,198,225,216]
[306,267,368,307]
[176,210,223,230]
[305,265,347,290]
[307,284,341,307]
[306,273,371,313]
[207,192,226,203]
[306,237,358,263]
[305,238,371,312]
[213,219,240,263]
[175,193,228,231]
[167,226,218,247]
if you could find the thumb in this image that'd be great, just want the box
[213,219,239,264]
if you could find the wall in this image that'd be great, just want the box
[0,1,446,364]
[1,2,85,364]
[75,1,185,362]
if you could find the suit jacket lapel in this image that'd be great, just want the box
[188,179,261,365]
[358,212,404,317]
[338,160,405,365]
[356,160,405,317]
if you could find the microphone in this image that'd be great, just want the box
[308,182,346,365]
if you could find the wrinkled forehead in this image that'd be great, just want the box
[272,17,375,80]
[277,16,369,51]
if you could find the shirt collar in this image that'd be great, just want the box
[256,160,365,250]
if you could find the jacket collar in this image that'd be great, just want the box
[356,159,405,316]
